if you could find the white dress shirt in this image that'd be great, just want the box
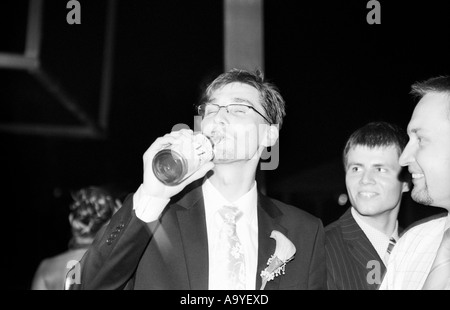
[351,207,399,266]
[380,213,450,290]
[132,179,259,290]
[133,184,170,223]
[203,179,258,290]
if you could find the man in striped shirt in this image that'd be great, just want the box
[380,76,450,290]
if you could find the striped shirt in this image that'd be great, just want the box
[380,212,450,290]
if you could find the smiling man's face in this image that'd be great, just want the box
[346,145,409,217]
[399,92,450,209]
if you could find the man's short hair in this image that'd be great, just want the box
[343,121,409,168]
[199,68,286,129]
[411,75,450,120]
[411,75,450,99]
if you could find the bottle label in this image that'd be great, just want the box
[192,133,214,165]
[179,134,213,178]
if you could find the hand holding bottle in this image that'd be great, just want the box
[141,129,215,200]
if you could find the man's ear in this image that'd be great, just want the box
[261,125,279,147]
[399,166,411,193]
[402,181,410,193]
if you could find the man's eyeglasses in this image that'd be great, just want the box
[197,103,272,125]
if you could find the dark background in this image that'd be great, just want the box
[1,0,449,289]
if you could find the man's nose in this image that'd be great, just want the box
[360,170,375,185]
[213,106,229,123]
[399,141,414,167]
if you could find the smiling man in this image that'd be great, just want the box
[380,76,450,290]
[325,122,410,290]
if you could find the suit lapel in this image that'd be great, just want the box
[340,208,386,288]
[255,193,287,290]
[174,180,209,290]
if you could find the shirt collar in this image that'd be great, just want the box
[351,207,399,257]
[202,178,257,225]
[444,212,450,232]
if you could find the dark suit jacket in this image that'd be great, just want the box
[325,207,386,290]
[70,179,326,290]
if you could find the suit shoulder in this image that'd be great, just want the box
[324,218,341,235]
[324,208,352,236]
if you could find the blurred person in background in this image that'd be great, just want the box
[31,186,121,290]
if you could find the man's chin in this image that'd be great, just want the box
[411,188,433,206]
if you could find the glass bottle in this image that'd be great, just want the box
[152,133,214,186]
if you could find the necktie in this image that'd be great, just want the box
[422,228,450,290]
[384,237,396,265]
[217,205,246,289]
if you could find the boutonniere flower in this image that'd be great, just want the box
[260,230,296,290]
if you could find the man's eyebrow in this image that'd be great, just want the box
[206,97,256,106]
[372,163,392,168]
[408,128,421,135]
[232,97,255,106]
[346,162,363,167]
